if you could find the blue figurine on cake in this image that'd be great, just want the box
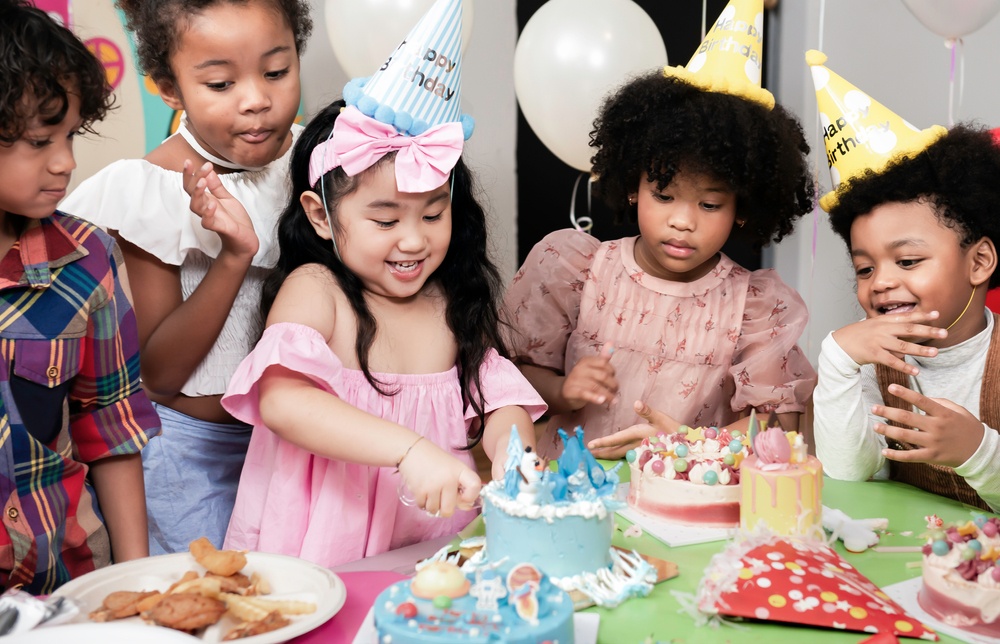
[480,426,654,608]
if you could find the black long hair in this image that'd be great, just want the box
[262,101,509,446]
[590,70,815,247]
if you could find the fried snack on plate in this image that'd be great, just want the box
[206,571,258,595]
[222,611,290,640]
[146,593,227,632]
[165,570,200,593]
[189,536,247,576]
[168,575,222,598]
[89,590,159,621]
[221,593,317,622]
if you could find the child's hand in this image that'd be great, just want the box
[831,310,946,376]
[397,438,481,517]
[873,383,986,468]
[561,342,617,410]
[587,400,679,459]
[184,160,260,260]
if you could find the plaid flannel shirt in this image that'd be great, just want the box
[0,212,160,594]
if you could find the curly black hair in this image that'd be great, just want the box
[590,70,815,247]
[828,124,1000,289]
[0,0,113,144]
[116,0,312,84]
[262,101,510,449]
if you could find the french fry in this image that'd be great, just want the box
[238,596,316,615]
[245,572,270,596]
[169,575,222,598]
[222,593,270,622]
[164,571,199,594]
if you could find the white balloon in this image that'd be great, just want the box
[902,0,1000,39]
[514,0,667,171]
[325,0,475,79]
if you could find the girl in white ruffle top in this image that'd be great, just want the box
[60,0,313,554]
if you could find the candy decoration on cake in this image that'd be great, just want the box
[627,423,751,527]
[508,564,542,625]
[478,426,655,608]
[373,559,575,643]
[696,535,938,640]
[805,49,946,212]
[739,412,824,537]
[410,560,472,599]
[918,515,1000,638]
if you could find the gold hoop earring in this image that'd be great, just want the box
[627,195,636,206]
[737,220,746,228]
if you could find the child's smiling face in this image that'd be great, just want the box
[850,200,988,347]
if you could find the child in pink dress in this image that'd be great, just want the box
[507,69,817,459]
[218,96,544,567]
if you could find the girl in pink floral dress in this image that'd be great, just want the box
[506,70,817,459]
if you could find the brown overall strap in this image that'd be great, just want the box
[874,312,1000,510]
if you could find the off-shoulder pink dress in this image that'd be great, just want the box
[505,230,816,458]
[221,322,546,568]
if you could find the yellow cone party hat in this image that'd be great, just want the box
[664,0,773,109]
[806,50,946,212]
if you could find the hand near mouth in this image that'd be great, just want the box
[831,309,947,374]
[873,383,984,469]
[184,160,260,261]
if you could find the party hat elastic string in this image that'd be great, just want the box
[946,285,977,331]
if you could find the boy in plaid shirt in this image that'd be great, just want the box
[0,1,160,593]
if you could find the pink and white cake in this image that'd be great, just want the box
[918,515,1000,637]
[626,426,750,527]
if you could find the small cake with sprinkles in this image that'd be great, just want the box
[918,514,1000,637]
[373,560,574,643]
[626,424,751,527]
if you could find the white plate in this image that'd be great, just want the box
[6,622,201,643]
[51,551,346,644]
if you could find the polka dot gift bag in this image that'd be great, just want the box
[696,535,938,639]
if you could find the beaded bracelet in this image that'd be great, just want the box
[395,436,424,472]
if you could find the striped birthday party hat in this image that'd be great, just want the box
[309,0,473,193]
[343,0,473,140]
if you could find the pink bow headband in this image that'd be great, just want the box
[308,106,465,193]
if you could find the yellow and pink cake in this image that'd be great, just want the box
[918,515,1000,637]
[739,421,823,536]
[626,426,750,527]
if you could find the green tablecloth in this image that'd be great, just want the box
[592,476,982,643]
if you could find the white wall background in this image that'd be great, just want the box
[80,0,997,367]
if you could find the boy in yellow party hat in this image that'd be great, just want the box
[809,51,1000,512]
[508,0,817,460]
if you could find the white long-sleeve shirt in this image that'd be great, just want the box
[813,309,1000,511]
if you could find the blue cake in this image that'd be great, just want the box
[373,560,574,643]
[480,428,621,584]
